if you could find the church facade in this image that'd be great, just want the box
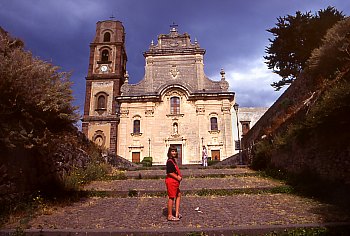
[82,20,237,165]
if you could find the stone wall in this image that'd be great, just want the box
[270,124,350,184]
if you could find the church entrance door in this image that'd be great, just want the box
[173,144,182,166]
[211,150,220,161]
[132,152,140,163]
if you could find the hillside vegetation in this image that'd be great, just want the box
[0,27,106,207]
[248,18,350,207]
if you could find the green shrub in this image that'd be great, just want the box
[251,140,273,170]
[63,162,110,190]
[141,156,152,167]
[128,189,138,197]
[207,160,219,166]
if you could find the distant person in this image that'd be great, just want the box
[202,146,208,167]
[165,146,182,221]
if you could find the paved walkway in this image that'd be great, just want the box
[1,167,350,235]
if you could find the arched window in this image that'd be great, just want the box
[170,97,180,114]
[103,32,111,42]
[101,49,109,62]
[95,92,108,112]
[133,120,140,134]
[210,117,218,131]
[97,95,106,109]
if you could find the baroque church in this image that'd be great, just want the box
[82,20,237,165]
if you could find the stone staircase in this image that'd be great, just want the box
[1,167,349,235]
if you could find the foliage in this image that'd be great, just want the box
[307,17,350,79]
[128,189,139,197]
[254,17,350,183]
[303,78,350,131]
[251,139,273,170]
[141,156,153,167]
[265,6,345,90]
[263,227,344,236]
[264,166,350,212]
[105,169,127,180]
[0,27,79,150]
[207,160,219,166]
[63,162,110,191]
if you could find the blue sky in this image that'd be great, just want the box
[1,0,349,116]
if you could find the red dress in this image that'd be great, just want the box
[165,158,182,198]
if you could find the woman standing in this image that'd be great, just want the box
[165,146,182,221]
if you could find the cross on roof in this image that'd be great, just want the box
[110,14,116,20]
[170,22,178,32]
[170,22,178,28]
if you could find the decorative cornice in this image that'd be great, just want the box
[82,116,119,122]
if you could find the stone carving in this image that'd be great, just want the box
[120,109,129,117]
[145,109,154,116]
[196,107,205,114]
[170,65,179,79]
[219,68,229,91]
[173,123,178,134]
[221,106,231,113]
[220,80,229,91]
[120,84,130,94]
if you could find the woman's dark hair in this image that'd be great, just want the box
[167,145,178,158]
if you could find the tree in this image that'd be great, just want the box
[0,27,79,149]
[265,6,345,90]
[307,18,350,78]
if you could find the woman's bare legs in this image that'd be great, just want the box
[175,192,181,218]
[168,197,174,219]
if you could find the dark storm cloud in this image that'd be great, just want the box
[1,0,349,115]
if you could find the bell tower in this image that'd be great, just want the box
[82,20,127,154]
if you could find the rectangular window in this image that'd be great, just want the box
[210,117,218,130]
[133,120,140,134]
[170,97,180,114]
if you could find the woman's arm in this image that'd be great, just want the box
[167,172,182,182]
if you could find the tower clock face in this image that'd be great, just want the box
[100,65,108,72]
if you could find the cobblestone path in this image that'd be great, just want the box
[1,167,350,235]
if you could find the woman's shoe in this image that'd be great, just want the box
[167,216,180,221]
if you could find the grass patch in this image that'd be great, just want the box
[103,169,127,180]
[192,186,294,196]
[262,167,350,214]
[0,189,89,229]
[1,161,115,228]
[264,226,350,235]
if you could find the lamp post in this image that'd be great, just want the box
[201,137,204,146]
[233,103,242,165]
[148,138,151,157]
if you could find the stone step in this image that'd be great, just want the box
[2,223,350,236]
[120,167,256,179]
[84,176,288,197]
[5,194,349,235]
[83,186,292,198]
